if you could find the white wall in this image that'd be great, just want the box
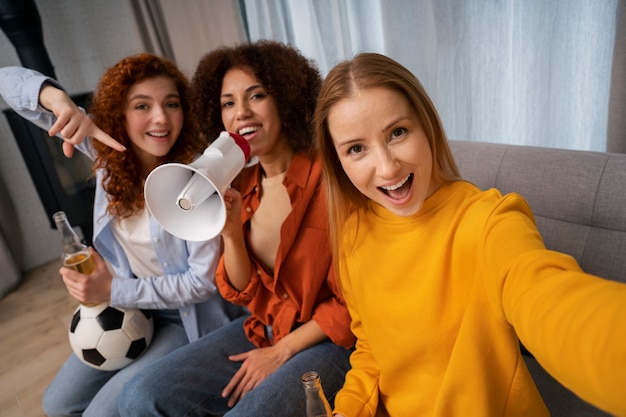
[0,0,246,273]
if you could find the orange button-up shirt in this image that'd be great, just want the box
[216,152,355,349]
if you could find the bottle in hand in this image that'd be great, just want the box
[302,371,333,417]
[52,211,94,274]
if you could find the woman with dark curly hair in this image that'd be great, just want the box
[118,40,355,417]
[0,54,241,417]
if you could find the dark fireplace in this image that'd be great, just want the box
[0,0,95,244]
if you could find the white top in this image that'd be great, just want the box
[111,208,164,278]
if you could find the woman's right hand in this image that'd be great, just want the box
[60,247,112,305]
[39,83,126,157]
[221,188,243,238]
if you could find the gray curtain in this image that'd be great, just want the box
[129,0,176,61]
[243,0,620,152]
[607,0,626,153]
[129,0,247,76]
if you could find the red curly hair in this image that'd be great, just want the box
[89,53,204,218]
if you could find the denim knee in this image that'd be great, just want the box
[117,372,154,416]
[42,390,77,417]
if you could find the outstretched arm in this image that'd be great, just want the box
[0,66,125,157]
[39,83,126,157]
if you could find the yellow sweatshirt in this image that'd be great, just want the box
[333,181,626,417]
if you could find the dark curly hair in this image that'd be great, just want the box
[89,53,204,218]
[190,40,321,153]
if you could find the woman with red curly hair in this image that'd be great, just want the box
[0,54,241,417]
[118,41,355,417]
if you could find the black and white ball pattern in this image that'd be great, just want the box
[68,303,154,371]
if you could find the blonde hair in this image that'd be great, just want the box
[313,52,461,260]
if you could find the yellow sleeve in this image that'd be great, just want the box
[481,193,626,416]
[332,257,380,417]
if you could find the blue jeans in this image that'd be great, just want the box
[43,321,188,417]
[118,315,352,417]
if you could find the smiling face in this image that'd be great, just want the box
[123,76,183,171]
[328,87,439,217]
[219,66,290,162]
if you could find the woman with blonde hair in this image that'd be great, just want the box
[314,52,626,417]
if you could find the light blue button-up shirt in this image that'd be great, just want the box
[0,66,241,341]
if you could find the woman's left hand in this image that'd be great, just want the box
[221,345,290,407]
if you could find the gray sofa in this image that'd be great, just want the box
[450,140,626,417]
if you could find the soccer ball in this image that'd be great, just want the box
[68,303,154,371]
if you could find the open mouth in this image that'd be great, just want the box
[238,126,261,138]
[147,131,169,138]
[378,173,413,199]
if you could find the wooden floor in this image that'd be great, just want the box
[0,259,76,417]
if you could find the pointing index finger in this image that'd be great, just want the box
[91,125,126,152]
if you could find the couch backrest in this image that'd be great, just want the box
[449,140,626,284]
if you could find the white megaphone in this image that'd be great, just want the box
[144,131,251,241]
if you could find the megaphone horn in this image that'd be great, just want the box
[144,131,251,241]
